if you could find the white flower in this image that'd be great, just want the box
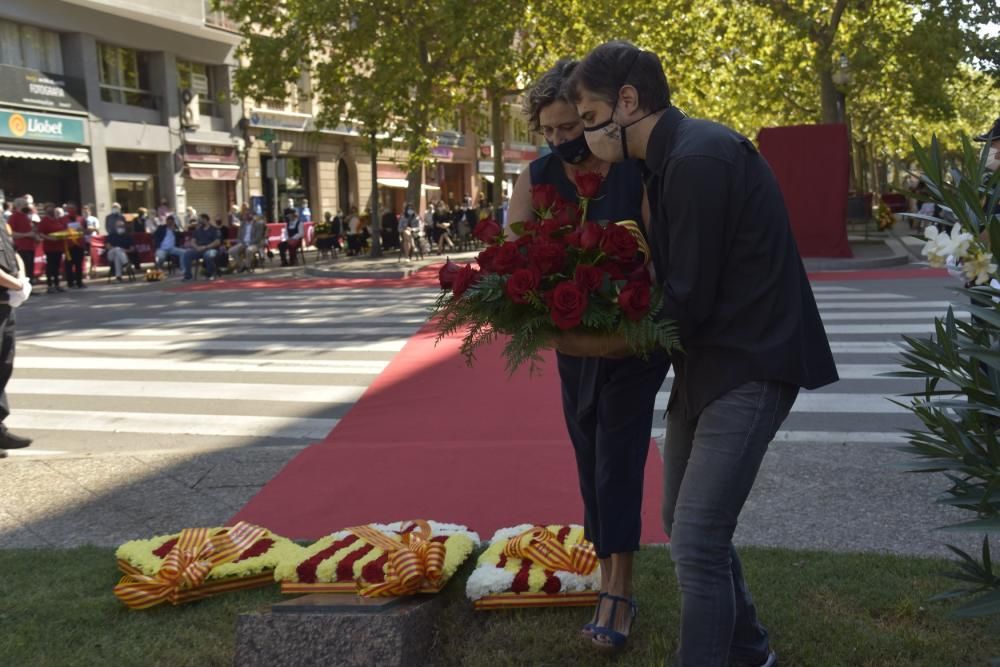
[923,225,975,268]
[962,250,998,285]
[465,563,515,600]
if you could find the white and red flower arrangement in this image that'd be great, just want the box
[466,524,602,609]
[432,171,680,373]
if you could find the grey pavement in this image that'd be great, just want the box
[0,251,983,560]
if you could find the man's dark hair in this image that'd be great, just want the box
[522,59,578,133]
[567,41,671,113]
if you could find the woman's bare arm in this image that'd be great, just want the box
[505,164,535,240]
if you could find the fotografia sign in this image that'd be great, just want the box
[0,64,87,114]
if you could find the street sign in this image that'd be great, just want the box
[260,128,275,143]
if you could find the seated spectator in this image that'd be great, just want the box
[278,210,305,266]
[106,221,135,282]
[230,214,266,272]
[182,214,221,281]
[153,215,186,270]
[133,207,150,234]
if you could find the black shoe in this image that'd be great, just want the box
[0,428,32,450]
[76,283,86,288]
[55,286,65,293]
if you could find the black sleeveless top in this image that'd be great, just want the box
[528,153,644,224]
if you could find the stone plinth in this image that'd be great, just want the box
[233,594,442,667]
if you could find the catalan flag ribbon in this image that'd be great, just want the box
[503,526,599,576]
[347,520,446,597]
[113,522,268,609]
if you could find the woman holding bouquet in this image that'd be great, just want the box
[506,59,670,651]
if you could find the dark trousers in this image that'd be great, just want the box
[17,250,35,284]
[662,380,798,667]
[65,246,85,286]
[278,239,301,265]
[557,350,670,559]
[44,251,62,287]
[0,304,15,423]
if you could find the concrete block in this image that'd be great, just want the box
[233,594,442,667]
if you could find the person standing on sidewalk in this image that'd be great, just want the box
[38,204,66,294]
[0,214,33,458]
[8,198,37,286]
[569,41,838,667]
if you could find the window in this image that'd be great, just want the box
[177,60,219,117]
[98,43,155,109]
[0,20,63,73]
[511,116,532,145]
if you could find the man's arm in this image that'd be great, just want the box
[659,156,732,341]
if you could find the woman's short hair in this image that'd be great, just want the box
[567,41,671,113]
[522,59,579,133]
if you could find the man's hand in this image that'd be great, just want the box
[551,331,631,358]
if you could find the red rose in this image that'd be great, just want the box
[538,218,566,239]
[564,229,583,248]
[453,264,480,297]
[439,260,462,290]
[554,202,581,226]
[546,281,588,330]
[473,218,502,243]
[477,245,500,273]
[600,223,638,261]
[580,221,604,250]
[529,241,567,275]
[601,260,626,281]
[574,171,604,199]
[618,281,651,321]
[505,266,541,304]
[574,264,604,293]
[627,265,652,284]
[493,242,524,274]
[531,184,558,213]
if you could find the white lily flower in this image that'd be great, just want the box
[962,250,998,286]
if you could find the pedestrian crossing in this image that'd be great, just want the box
[8,287,437,455]
[5,281,960,456]
[649,283,959,443]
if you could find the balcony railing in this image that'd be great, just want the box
[204,0,240,32]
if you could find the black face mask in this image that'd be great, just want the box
[547,134,592,165]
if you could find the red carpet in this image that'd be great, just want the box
[232,325,667,544]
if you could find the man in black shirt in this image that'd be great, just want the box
[568,41,837,667]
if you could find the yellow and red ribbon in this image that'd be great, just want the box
[347,520,447,597]
[503,526,598,575]
[113,521,268,609]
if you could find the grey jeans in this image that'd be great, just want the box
[662,380,798,667]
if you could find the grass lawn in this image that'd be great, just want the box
[1,545,998,666]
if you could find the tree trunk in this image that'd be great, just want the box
[491,91,504,211]
[819,67,840,125]
[369,132,382,258]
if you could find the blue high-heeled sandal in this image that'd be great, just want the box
[591,594,637,651]
[580,592,607,639]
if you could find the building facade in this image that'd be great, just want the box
[0,1,543,226]
[0,0,242,222]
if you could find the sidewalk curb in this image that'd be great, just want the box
[803,238,909,272]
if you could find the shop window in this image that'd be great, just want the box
[98,43,156,109]
[0,20,63,74]
[177,60,221,117]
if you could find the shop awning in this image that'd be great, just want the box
[376,178,441,191]
[376,178,409,189]
[187,163,240,181]
[0,143,90,163]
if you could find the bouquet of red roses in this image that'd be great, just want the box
[432,172,680,374]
